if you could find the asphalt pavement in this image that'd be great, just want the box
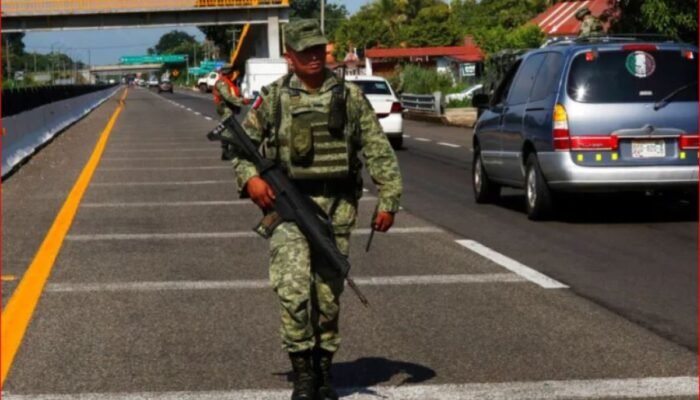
[1,86,696,399]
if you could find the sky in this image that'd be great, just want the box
[23,0,371,66]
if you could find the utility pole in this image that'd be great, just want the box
[231,29,237,64]
[185,55,190,85]
[320,0,325,34]
[5,37,12,80]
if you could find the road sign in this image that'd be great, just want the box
[120,55,187,64]
[461,63,476,77]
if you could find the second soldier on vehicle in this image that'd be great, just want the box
[229,19,402,400]
[214,64,249,160]
[576,7,604,37]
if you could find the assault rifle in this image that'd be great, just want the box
[207,116,370,307]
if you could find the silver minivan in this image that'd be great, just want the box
[472,37,698,220]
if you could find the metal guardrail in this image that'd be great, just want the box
[400,92,444,116]
[2,0,288,15]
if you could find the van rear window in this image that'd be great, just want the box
[567,49,698,103]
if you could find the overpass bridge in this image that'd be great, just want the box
[2,0,288,58]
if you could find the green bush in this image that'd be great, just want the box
[446,97,472,108]
[401,65,454,95]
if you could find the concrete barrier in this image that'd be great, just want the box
[443,107,478,128]
[2,85,121,178]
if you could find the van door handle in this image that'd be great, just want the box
[525,107,545,111]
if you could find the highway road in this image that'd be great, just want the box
[2,86,697,399]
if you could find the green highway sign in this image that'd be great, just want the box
[120,54,187,64]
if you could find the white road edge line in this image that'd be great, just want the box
[437,142,461,148]
[90,180,230,187]
[101,157,215,161]
[3,376,695,399]
[456,240,568,289]
[65,227,443,241]
[98,166,229,171]
[80,197,378,208]
[204,116,213,121]
[44,273,525,293]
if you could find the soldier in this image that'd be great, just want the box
[576,7,604,37]
[230,19,402,400]
[214,64,249,160]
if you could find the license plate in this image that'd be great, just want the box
[631,140,665,158]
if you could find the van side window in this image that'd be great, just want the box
[507,54,546,105]
[530,53,564,102]
[491,60,521,106]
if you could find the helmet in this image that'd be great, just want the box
[575,7,592,20]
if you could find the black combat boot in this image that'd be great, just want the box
[314,349,339,400]
[289,351,315,400]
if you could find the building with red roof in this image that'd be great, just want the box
[363,37,485,81]
[531,0,613,36]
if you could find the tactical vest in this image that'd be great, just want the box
[213,76,240,107]
[267,82,351,180]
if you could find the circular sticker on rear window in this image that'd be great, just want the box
[625,51,656,78]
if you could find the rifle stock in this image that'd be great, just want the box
[207,116,369,307]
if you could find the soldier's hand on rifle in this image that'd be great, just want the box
[373,211,394,232]
[246,176,276,210]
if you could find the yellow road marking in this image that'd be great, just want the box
[1,89,128,387]
[1,276,18,282]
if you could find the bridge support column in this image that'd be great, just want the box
[267,14,281,59]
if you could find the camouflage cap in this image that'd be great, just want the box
[284,19,327,52]
[575,7,591,20]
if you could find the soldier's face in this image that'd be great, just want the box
[286,45,326,77]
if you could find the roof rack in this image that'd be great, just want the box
[541,34,678,48]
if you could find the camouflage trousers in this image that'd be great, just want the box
[269,195,357,353]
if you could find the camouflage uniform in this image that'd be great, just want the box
[580,15,604,36]
[214,68,245,119]
[576,7,604,37]
[232,69,402,354]
[215,67,246,159]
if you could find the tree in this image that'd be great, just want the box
[198,26,237,61]
[399,4,459,47]
[472,24,544,54]
[606,0,697,44]
[450,0,548,32]
[153,30,198,54]
[289,0,348,38]
[333,5,393,58]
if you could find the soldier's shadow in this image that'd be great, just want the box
[281,357,436,398]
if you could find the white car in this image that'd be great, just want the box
[445,83,483,103]
[147,76,159,88]
[346,75,403,149]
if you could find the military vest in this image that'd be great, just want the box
[267,83,351,180]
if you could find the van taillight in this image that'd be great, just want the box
[553,104,570,151]
[680,135,699,149]
[390,102,402,113]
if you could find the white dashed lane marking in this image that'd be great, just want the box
[414,137,431,142]
[456,240,568,289]
[438,142,461,148]
[3,377,695,399]
[65,227,444,241]
[44,274,525,293]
